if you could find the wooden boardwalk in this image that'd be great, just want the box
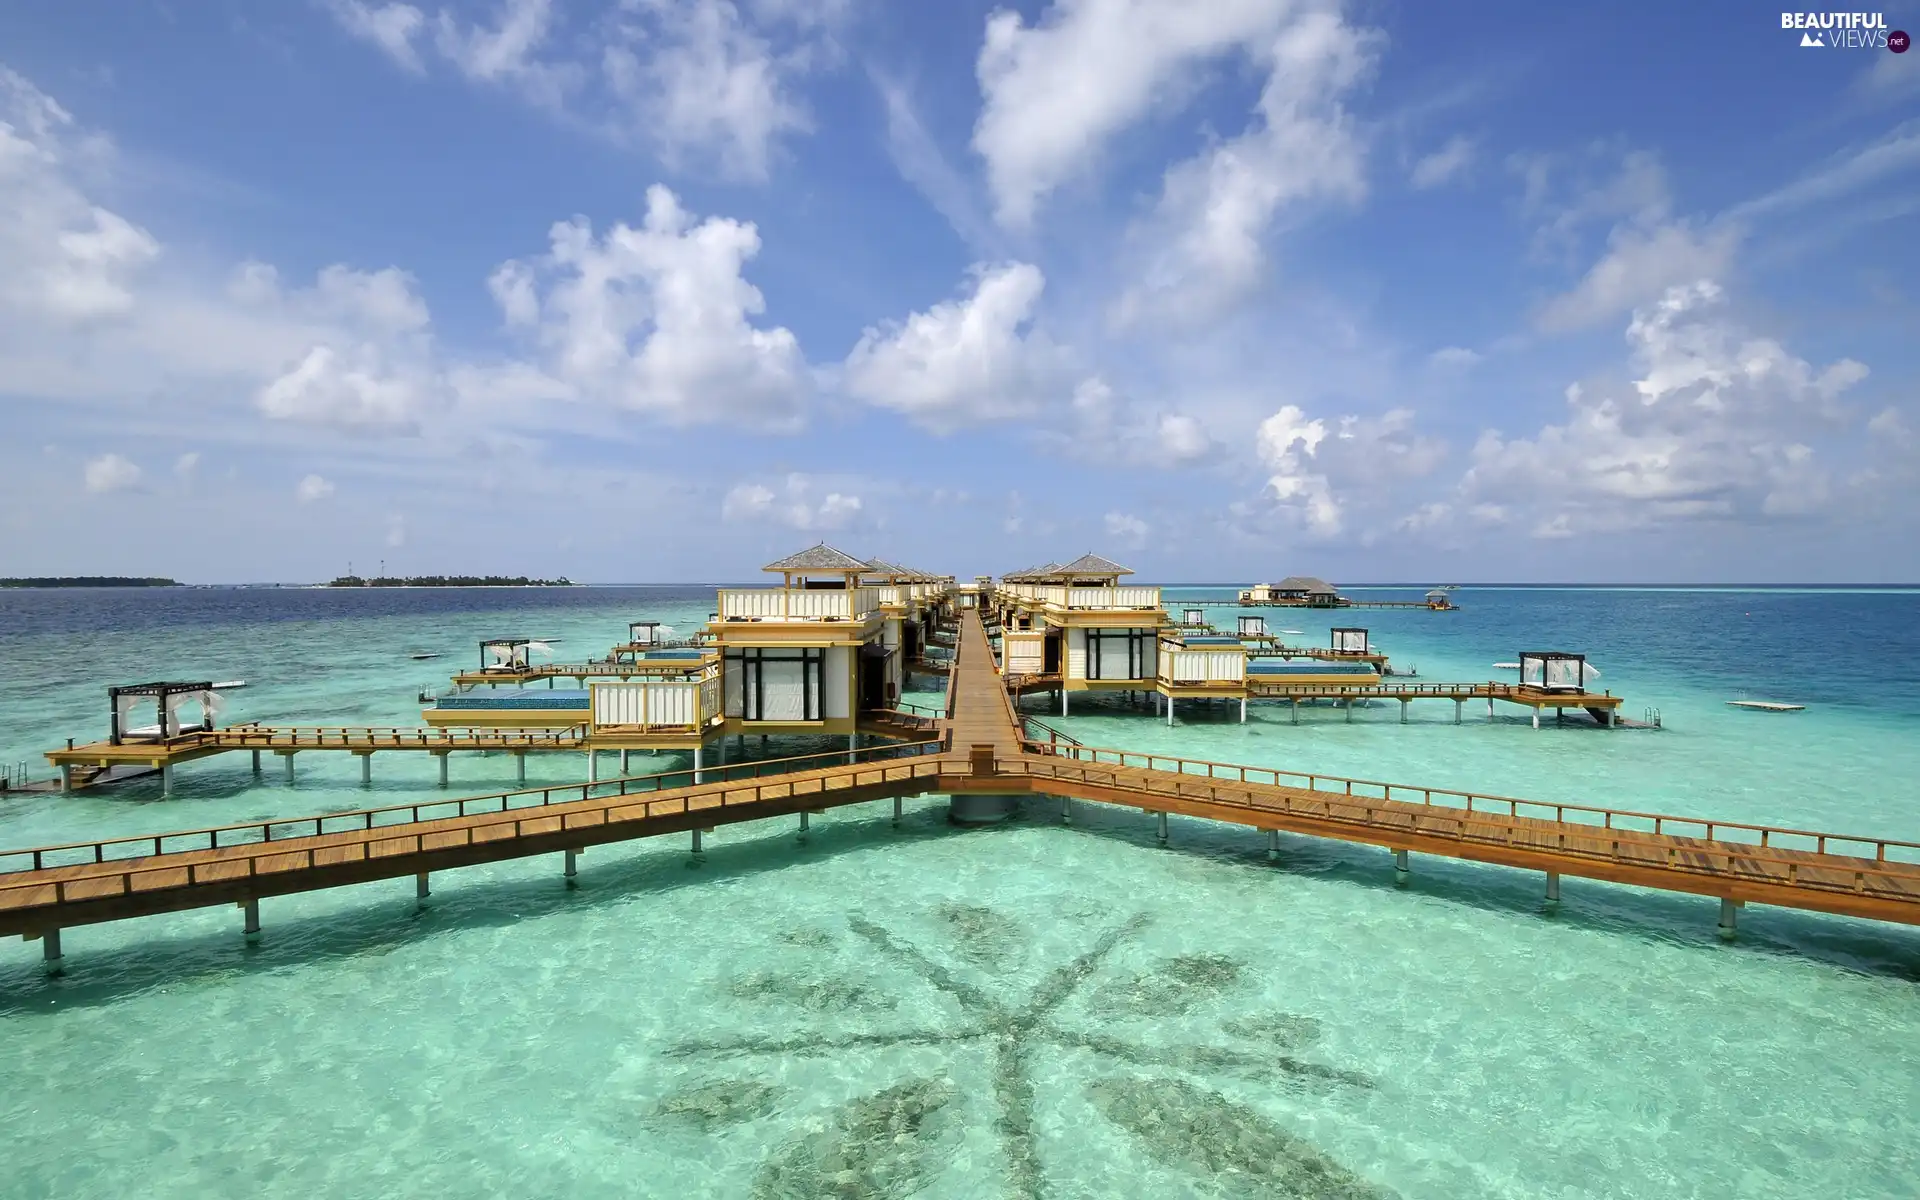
[10,607,1920,965]
[1247,681,1624,724]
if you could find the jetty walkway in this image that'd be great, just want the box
[9,609,1919,970]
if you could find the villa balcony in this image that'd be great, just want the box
[716,587,881,622]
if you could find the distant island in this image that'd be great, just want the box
[0,576,182,588]
[325,575,576,588]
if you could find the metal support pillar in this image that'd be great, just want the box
[694,746,704,784]
[564,849,579,883]
[1607,708,1617,728]
[515,752,526,785]
[283,753,295,783]
[1545,872,1560,903]
[587,750,599,783]
[42,929,63,974]
[1399,699,1409,724]
[847,733,857,764]
[416,873,430,902]
[1344,698,1353,723]
[1290,698,1298,725]
[892,796,902,827]
[1556,708,1565,725]
[1060,795,1071,825]
[1156,811,1169,844]
[1393,849,1409,885]
[1718,898,1738,939]
[251,750,261,774]
[620,749,630,774]
[1061,688,1069,716]
[161,764,174,797]
[691,829,704,855]
[1267,830,1280,861]
[798,811,811,840]
[360,754,372,786]
[437,753,449,788]
[1454,700,1463,725]
[1239,697,1247,723]
[1532,709,1541,730]
[243,899,261,943]
[1487,697,1495,719]
[60,764,73,793]
[1166,696,1174,727]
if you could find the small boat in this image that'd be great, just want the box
[1278,629,1304,636]
[212,680,247,689]
[1727,700,1805,712]
[409,652,441,660]
[1492,662,1520,669]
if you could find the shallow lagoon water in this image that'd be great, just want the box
[1,585,1917,1198]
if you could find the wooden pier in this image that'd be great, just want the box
[12,603,1920,971]
[1246,681,1624,727]
[447,660,707,688]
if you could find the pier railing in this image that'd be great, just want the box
[1159,648,1248,684]
[998,584,1163,611]
[200,725,587,750]
[1020,741,1920,869]
[1,737,947,878]
[1246,681,1612,700]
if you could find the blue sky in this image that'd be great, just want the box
[1,0,1916,584]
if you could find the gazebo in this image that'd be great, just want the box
[1238,615,1267,636]
[107,682,216,745]
[1517,652,1593,693]
[1331,627,1370,654]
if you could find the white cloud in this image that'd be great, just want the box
[327,1,427,72]
[1111,9,1379,327]
[1104,510,1149,547]
[488,185,809,428]
[972,0,1299,228]
[1537,220,1739,333]
[173,451,200,477]
[1045,377,1213,467]
[83,453,141,493]
[1251,403,1447,538]
[843,262,1060,430]
[720,473,863,530]
[1254,404,1339,534]
[296,474,337,502]
[1428,346,1480,369]
[1464,280,1870,536]
[1409,135,1475,189]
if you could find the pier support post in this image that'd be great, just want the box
[42,929,62,975]
[693,746,704,784]
[161,764,174,797]
[1344,699,1353,724]
[620,749,630,774]
[1156,811,1169,844]
[1717,898,1738,939]
[892,796,902,827]
[416,873,430,903]
[1290,698,1298,725]
[564,849,579,884]
[587,749,599,784]
[515,752,526,785]
[1399,699,1409,724]
[1166,697,1174,727]
[1487,698,1494,719]
[1556,708,1565,725]
[798,811,810,841]
[1545,872,1560,904]
[1060,795,1072,825]
[1393,849,1409,885]
[60,764,73,793]
[1267,830,1280,862]
[1532,709,1540,730]
[1239,697,1247,723]
[243,899,261,943]
[1454,700,1463,725]
[251,750,261,774]
[1607,709,1616,729]
[1153,691,1161,715]
[437,753,449,788]
[360,754,372,786]
[691,829,703,856]
[847,733,857,764]
[283,752,295,784]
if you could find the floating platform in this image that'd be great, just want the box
[1727,700,1805,712]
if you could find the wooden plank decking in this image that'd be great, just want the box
[941,610,1024,756]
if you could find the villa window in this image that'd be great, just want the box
[1085,629,1156,680]
[725,648,824,720]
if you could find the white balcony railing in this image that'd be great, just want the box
[590,668,724,731]
[999,584,1162,611]
[1158,648,1247,684]
[716,587,879,622]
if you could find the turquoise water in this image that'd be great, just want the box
[1,585,1917,1198]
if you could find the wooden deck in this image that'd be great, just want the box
[48,724,587,770]
[448,660,706,687]
[1247,681,1624,723]
[11,605,1920,959]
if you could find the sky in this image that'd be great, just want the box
[0,0,1916,585]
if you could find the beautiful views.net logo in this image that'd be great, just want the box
[1780,11,1909,51]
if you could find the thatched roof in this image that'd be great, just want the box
[1273,575,1334,593]
[1055,553,1132,576]
[763,543,870,572]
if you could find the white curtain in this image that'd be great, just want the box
[759,659,806,720]
[1098,636,1134,679]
